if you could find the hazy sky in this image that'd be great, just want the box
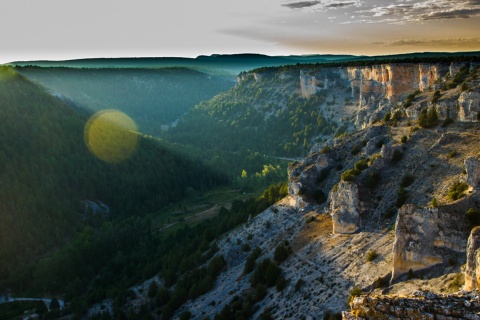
[1,0,479,63]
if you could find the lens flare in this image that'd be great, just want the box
[84,110,139,163]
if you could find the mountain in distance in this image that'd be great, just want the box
[8,53,360,76]
[8,51,480,76]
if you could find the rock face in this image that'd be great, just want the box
[466,157,480,189]
[288,154,332,208]
[328,181,364,234]
[458,91,480,122]
[392,204,469,280]
[465,227,480,291]
[343,291,480,320]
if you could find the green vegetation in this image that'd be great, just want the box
[396,187,409,208]
[0,68,227,293]
[341,159,371,182]
[341,169,361,182]
[0,300,45,320]
[251,258,285,290]
[431,198,439,208]
[392,149,403,162]
[466,208,480,226]
[366,172,381,190]
[366,250,378,262]
[448,181,469,201]
[244,247,262,274]
[447,273,464,292]
[403,90,420,109]
[295,278,305,291]
[418,107,439,128]
[400,174,414,188]
[446,66,469,89]
[442,117,454,127]
[347,286,363,304]
[274,244,292,264]
[431,90,441,104]
[165,73,339,175]
[17,66,233,137]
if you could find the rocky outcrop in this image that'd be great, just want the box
[392,204,469,280]
[458,91,480,122]
[288,154,332,208]
[343,291,480,320]
[465,227,480,291]
[328,181,365,234]
[466,156,480,189]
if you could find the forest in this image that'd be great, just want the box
[0,67,228,296]
[16,67,234,137]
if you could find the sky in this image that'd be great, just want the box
[0,0,479,63]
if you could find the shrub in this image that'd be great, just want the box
[347,286,363,304]
[351,144,361,155]
[447,150,458,158]
[366,250,378,262]
[396,187,409,208]
[407,268,415,279]
[354,159,368,171]
[384,111,391,122]
[392,149,403,162]
[400,135,408,143]
[295,278,305,291]
[341,169,361,182]
[431,198,439,208]
[431,90,441,104]
[400,174,414,188]
[375,277,387,289]
[242,243,251,252]
[321,146,331,154]
[366,172,381,190]
[466,208,480,226]
[275,275,287,291]
[274,244,290,264]
[448,181,469,201]
[442,117,454,127]
[323,311,342,320]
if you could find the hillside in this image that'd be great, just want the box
[16,66,234,137]
[124,58,480,320]
[0,67,227,294]
[165,56,480,171]
[161,119,479,320]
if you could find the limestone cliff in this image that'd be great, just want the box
[295,61,478,130]
[328,181,364,234]
[458,91,480,122]
[466,157,480,189]
[392,204,470,280]
[465,227,480,291]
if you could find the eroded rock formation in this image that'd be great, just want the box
[343,291,480,320]
[465,227,480,291]
[466,157,480,189]
[328,181,364,234]
[392,204,469,280]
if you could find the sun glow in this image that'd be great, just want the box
[84,110,139,163]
